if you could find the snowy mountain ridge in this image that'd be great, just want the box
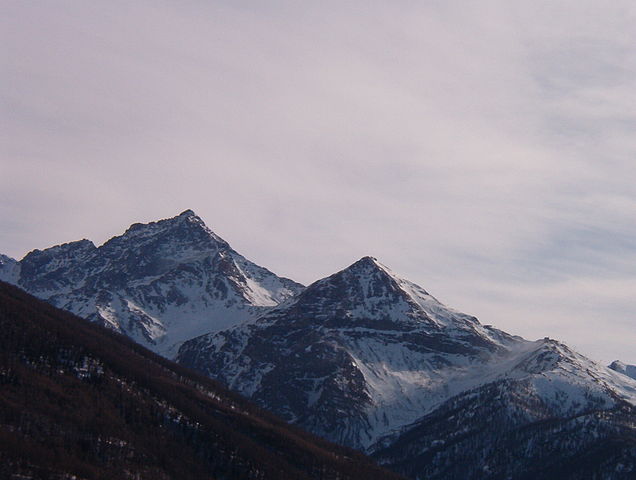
[178,256,636,455]
[0,210,303,357]
[3,212,635,478]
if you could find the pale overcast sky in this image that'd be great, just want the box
[2,1,635,364]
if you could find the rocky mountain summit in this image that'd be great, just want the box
[0,210,303,357]
[3,214,635,479]
[178,257,636,478]
[177,257,520,448]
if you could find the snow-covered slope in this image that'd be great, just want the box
[3,210,303,357]
[178,256,636,465]
[610,360,636,381]
[373,364,636,479]
[373,341,636,479]
[609,360,636,380]
[0,254,20,284]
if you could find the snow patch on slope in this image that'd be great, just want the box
[610,361,636,381]
[4,210,304,358]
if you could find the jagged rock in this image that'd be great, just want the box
[1,210,303,357]
[178,257,636,479]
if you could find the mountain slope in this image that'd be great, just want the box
[177,257,521,448]
[0,254,20,283]
[611,361,636,381]
[0,281,403,480]
[177,257,636,478]
[1,210,303,357]
[372,339,636,479]
[372,375,636,480]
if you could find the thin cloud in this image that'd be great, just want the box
[1,0,634,364]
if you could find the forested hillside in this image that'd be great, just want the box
[0,281,402,480]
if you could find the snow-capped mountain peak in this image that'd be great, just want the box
[178,256,636,455]
[177,257,520,448]
[4,221,635,478]
[104,209,228,260]
[278,256,464,329]
[371,337,636,479]
[287,256,417,321]
[2,211,304,357]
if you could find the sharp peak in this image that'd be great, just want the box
[177,209,198,218]
[327,256,440,301]
[162,208,207,228]
[111,209,229,248]
[310,256,404,289]
[355,255,380,265]
[344,256,395,275]
[162,208,203,224]
[125,209,205,232]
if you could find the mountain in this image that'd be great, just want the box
[177,257,636,478]
[373,340,636,479]
[0,210,303,357]
[0,254,20,283]
[0,280,403,480]
[176,256,519,448]
[611,361,636,381]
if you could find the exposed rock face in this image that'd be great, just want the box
[4,221,636,479]
[0,280,403,480]
[0,254,20,283]
[372,375,636,479]
[178,257,636,478]
[1,210,303,357]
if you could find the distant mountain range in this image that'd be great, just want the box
[2,211,635,479]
